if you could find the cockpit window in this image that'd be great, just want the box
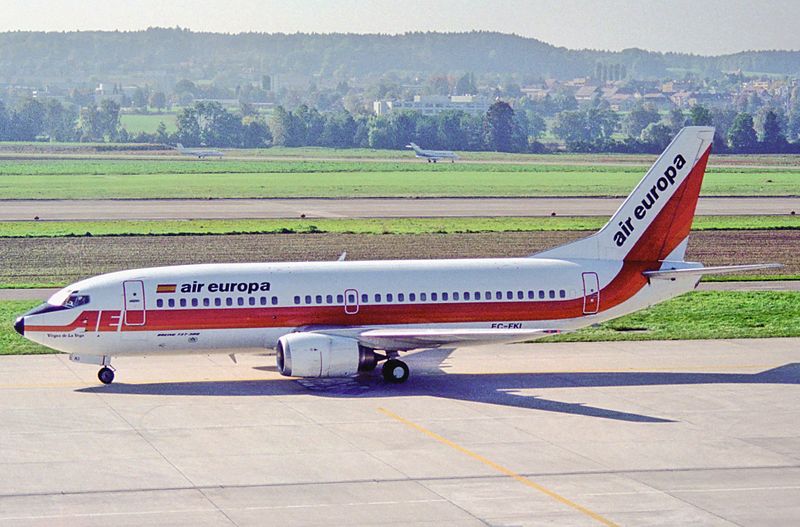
[62,294,90,308]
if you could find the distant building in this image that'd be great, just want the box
[373,95,490,116]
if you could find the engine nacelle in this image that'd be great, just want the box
[276,333,378,378]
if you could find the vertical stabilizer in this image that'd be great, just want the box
[534,126,714,262]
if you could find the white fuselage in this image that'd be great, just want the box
[21,257,695,358]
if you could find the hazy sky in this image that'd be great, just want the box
[3,0,799,55]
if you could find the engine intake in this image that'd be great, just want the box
[276,333,377,378]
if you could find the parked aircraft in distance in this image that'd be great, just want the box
[175,143,224,159]
[15,128,779,385]
[406,142,459,162]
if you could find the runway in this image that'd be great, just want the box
[0,338,798,526]
[1,196,798,221]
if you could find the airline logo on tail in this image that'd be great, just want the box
[614,154,687,247]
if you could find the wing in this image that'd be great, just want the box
[352,328,566,350]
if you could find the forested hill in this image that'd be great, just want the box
[1,29,799,85]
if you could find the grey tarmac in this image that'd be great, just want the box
[4,280,799,302]
[0,337,798,526]
[1,196,799,221]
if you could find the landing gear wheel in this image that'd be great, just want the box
[98,367,115,384]
[382,359,409,384]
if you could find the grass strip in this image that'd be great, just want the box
[0,215,797,238]
[541,291,800,342]
[2,291,798,355]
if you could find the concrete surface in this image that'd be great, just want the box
[4,280,799,302]
[2,197,798,221]
[0,338,798,526]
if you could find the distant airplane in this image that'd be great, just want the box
[14,128,781,386]
[406,142,459,163]
[175,143,224,159]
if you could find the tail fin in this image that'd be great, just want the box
[176,143,185,150]
[535,126,714,262]
[406,142,421,153]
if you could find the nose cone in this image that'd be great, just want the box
[14,316,24,336]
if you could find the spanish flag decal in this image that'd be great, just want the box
[156,284,177,294]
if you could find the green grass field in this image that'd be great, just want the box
[2,291,798,355]
[0,215,797,238]
[119,113,178,134]
[0,158,797,198]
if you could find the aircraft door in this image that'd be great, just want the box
[344,289,359,315]
[582,272,600,315]
[123,280,146,325]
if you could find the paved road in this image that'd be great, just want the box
[0,338,797,526]
[4,280,798,302]
[2,196,799,220]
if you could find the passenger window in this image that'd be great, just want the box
[168,298,175,308]
[409,293,416,302]
[294,296,300,305]
[431,292,438,301]
[362,293,369,303]
[326,295,333,304]
[452,292,459,301]
[528,290,534,299]
[215,298,222,307]
[271,296,278,305]
[204,298,210,307]
[347,293,356,303]
[304,295,311,304]
[495,291,502,300]
[191,298,198,307]
[385,293,392,302]
[420,292,427,301]
[374,293,382,303]
[316,295,323,304]
[224,298,232,306]
[180,298,187,307]
[249,297,256,306]
[157,299,163,308]
[464,292,470,300]
[559,289,566,298]
[236,297,243,306]
[260,297,267,306]
[549,290,556,299]
[337,294,344,303]
[517,291,524,300]
[398,293,404,302]
[539,290,545,299]
[485,291,491,300]
[442,292,449,301]
[506,291,513,300]
[474,291,481,300]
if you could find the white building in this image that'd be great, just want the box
[373,95,490,116]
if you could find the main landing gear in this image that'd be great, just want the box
[381,358,410,384]
[98,366,115,384]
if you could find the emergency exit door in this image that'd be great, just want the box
[582,272,600,315]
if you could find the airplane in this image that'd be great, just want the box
[14,127,780,386]
[175,143,224,159]
[406,142,459,163]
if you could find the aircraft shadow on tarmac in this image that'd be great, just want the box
[77,348,800,424]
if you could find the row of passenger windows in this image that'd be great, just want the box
[154,288,569,309]
[156,296,279,308]
[293,289,567,306]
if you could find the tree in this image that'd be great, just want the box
[438,110,468,150]
[552,110,589,148]
[241,116,272,148]
[43,99,76,141]
[132,87,149,111]
[688,105,713,126]
[623,104,660,138]
[149,91,167,112]
[11,98,46,140]
[727,112,758,152]
[484,101,516,152]
[78,105,101,141]
[666,108,686,134]
[640,122,673,150]
[525,111,546,139]
[454,73,476,96]
[759,109,786,152]
[98,99,120,139]
[0,100,9,140]
[155,121,169,144]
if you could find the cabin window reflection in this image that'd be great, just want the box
[215,298,222,307]
[374,293,382,303]
[431,292,438,301]
[398,293,404,302]
[539,290,545,299]
[463,292,470,300]
[191,298,198,307]
[442,292,449,301]
[168,298,175,308]
[326,295,333,304]
[361,293,369,303]
[559,289,566,298]
[179,298,187,307]
[549,290,556,299]
[420,292,426,301]
[409,293,416,302]
[271,296,278,305]
[204,298,210,307]
[337,294,344,303]
[157,299,163,308]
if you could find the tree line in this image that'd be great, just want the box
[1,96,800,154]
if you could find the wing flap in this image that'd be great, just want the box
[354,328,565,350]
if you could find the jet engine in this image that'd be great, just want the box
[276,333,378,378]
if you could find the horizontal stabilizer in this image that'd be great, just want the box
[644,263,783,280]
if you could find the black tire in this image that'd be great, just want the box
[98,367,115,384]
[382,359,409,384]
